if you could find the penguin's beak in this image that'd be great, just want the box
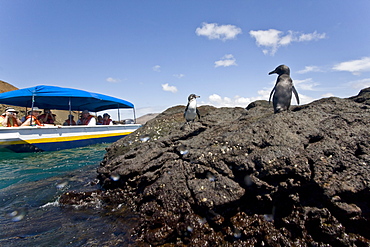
[196,95,200,98]
[268,70,276,75]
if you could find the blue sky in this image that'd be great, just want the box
[1,0,370,119]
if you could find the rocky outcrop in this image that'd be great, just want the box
[62,88,370,246]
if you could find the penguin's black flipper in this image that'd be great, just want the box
[184,103,189,119]
[269,86,275,104]
[196,108,201,120]
[292,86,300,105]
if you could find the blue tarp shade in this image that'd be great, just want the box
[0,85,134,112]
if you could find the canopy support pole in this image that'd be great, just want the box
[68,97,72,126]
[30,94,35,126]
[133,108,137,124]
[117,105,121,123]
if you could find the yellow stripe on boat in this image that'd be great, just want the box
[0,131,132,145]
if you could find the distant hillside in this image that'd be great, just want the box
[136,113,160,125]
[0,80,25,115]
[0,80,18,93]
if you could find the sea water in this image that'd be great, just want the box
[0,144,137,246]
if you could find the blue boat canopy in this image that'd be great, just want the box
[0,85,134,112]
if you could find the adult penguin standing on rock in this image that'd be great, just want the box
[181,94,201,130]
[268,64,300,113]
[184,94,201,123]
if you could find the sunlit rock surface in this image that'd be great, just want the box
[62,88,370,246]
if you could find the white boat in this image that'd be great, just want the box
[0,85,141,152]
[0,124,141,152]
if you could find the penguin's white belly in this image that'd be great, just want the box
[185,109,196,120]
[185,101,197,121]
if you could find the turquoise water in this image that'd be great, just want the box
[0,144,136,246]
[0,144,109,190]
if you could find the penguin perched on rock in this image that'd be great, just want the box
[268,65,300,113]
[184,94,201,122]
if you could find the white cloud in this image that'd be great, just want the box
[152,65,161,72]
[161,83,178,93]
[205,87,318,108]
[297,94,316,105]
[249,29,326,55]
[298,31,326,42]
[173,74,185,79]
[195,22,242,41]
[249,29,281,54]
[294,78,320,91]
[208,94,230,105]
[348,78,370,89]
[106,77,121,83]
[214,54,237,68]
[297,66,323,74]
[207,90,268,107]
[333,57,370,75]
[279,30,294,46]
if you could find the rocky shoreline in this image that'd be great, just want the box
[60,88,370,246]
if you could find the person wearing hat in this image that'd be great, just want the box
[102,113,113,125]
[77,110,96,126]
[1,107,22,127]
[21,107,43,126]
[63,114,76,126]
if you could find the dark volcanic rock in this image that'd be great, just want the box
[62,89,370,246]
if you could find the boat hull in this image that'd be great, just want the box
[0,124,141,152]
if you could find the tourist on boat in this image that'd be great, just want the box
[102,113,113,125]
[20,111,29,123]
[77,110,96,125]
[1,107,22,127]
[96,115,103,125]
[63,115,76,126]
[21,107,43,126]
[38,109,56,125]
